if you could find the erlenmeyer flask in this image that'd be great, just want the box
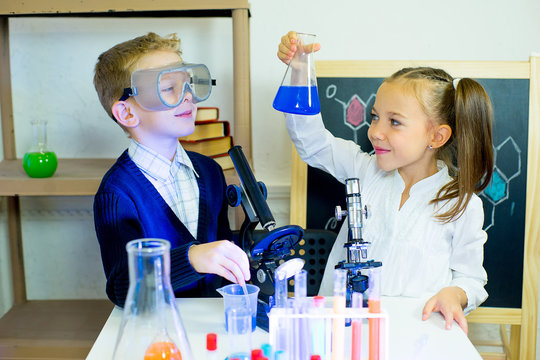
[22,120,58,178]
[112,239,193,360]
[273,32,321,115]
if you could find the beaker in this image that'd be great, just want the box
[112,239,193,360]
[217,284,260,332]
[273,32,321,115]
[22,120,58,178]
[226,307,252,360]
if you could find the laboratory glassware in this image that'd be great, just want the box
[112,239,193,360]
[273,32,321,115]
[217,284,260,332]
[22,119,58,178]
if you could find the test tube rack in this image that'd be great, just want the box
[268,305,388,360]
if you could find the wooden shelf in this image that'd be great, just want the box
[0,300,113,359]
[0,158,115,196]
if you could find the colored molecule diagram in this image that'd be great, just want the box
[326,84,375,144]
[480,136,521,231]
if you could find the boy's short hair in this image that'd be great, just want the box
[93,32,182,121]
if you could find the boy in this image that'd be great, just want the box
[93,32,249,307]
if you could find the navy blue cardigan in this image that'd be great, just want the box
[94,150,232,306]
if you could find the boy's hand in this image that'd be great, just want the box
[277,31,321,65]
[188,240,251,286]
[422,286,469,334]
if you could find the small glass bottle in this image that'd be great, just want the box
[112,239,193,360]
[22,120,58,178]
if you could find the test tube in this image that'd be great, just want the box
[331,269,347,360]
[294,270,309,360]
[311,296,326,360]
[368,267,381,360]
[351,292,363,360]
[226,308,252,360]
[274,270,288,308]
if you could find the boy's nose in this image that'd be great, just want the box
[182,92,193,103]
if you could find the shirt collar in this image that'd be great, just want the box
[128,139,199,181]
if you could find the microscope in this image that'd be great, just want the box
[334,178,382,304]
[226,145,304,330]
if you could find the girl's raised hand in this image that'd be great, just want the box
[277,30,321,65]
[422,286,469,334]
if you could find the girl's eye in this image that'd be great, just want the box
[390,119,401,126]
[370,113,379,121]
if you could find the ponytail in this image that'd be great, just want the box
[434,78,494,222]
[387,68,494,222]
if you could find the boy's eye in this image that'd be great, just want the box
[160,86,174,93]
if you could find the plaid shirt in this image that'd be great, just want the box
[128,139,200,238]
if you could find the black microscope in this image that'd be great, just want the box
[226,145,304,330]
[334,178,382,305]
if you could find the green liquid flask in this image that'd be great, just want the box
[22,120,58,178]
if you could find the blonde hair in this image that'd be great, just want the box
[386,67,494,222]
[93,32,182,121]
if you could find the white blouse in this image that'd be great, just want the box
[286,113,488,314]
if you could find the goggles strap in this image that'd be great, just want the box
[119,88,133,101]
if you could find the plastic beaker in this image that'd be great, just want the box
[226,308,252,360]
[217,284,260,332]
[273,32,320,115]
[112,239,193,360]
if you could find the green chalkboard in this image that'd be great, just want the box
[306,76,529,308]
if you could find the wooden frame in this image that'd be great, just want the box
[290,58,540,360]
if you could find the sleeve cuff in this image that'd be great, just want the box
[170,242,205,290]
[450,277,488,315]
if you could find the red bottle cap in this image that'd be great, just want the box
[206,333,217,351]
[313,295,326,307]
[311,356,321,360]
[251,349,263,359]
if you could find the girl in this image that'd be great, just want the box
[277,31,493,334]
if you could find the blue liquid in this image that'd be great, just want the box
[273,85,321,115]
[225,312,257,332]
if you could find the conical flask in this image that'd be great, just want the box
[112,239,193,360]
[273,32,320,115]
[22,119,58,178]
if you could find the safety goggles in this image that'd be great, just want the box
[119,62,216,111]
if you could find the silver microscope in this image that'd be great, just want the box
[335,178,382,303]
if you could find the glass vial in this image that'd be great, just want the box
[112,239,193,360]
[22,120,58,178]
[273,32,321,115]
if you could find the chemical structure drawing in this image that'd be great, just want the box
[326,84,376,144]
[480,136,521,231]
[325,84,522,232]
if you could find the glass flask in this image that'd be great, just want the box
[22,120,58,178]
[273,32,321,115]
[112,239,193,360]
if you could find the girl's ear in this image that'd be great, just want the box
[431,124,452,149]
[111,101,140,128]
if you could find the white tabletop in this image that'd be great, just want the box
[86,296,481,360]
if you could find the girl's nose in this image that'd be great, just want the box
[368,121,384,141]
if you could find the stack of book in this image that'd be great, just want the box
[179,107,234,170]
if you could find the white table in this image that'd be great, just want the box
[86,297,481,360]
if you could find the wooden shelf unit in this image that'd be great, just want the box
[0,1,251,358]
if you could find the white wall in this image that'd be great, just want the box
[1,0,539,316]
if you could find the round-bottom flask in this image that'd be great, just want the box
[112,239,193,360]
[22,120,57,178]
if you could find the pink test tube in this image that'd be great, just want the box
[351,292,363,360]
[368,267,381,360]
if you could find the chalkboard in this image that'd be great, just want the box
[288,60,540,358]
[306,76,529,309]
